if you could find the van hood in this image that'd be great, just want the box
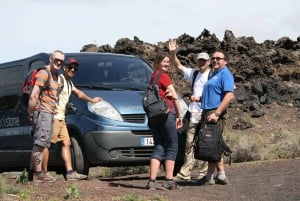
[84,90,145,114]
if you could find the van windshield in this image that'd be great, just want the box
[71,54,153,90]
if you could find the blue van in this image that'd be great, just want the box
[0,52,163,175]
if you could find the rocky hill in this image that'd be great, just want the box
[81,29,300,119]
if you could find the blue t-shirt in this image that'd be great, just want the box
[201,66,234,110]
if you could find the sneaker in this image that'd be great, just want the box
[215,177,229,185]
[33,172,56,183]
[66,171,88,181]
[160,180,182,191]
[197,172,206,180]
[146,180,156,190]
[173,173,191,181]
[198,176,215,185]
[205,177,215,185]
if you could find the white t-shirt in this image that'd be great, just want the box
[182,66,210,122]
[54,75,76,120]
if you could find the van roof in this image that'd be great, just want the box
[0,52,142,68]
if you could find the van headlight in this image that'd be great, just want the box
[88,101,123,121]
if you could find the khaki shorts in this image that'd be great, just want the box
[51,118,70,143]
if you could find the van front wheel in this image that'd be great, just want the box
[70,135,90,175]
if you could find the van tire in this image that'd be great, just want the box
[70,135,90,175]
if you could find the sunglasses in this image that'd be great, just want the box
[53,58,64,65]
[197,59,207,62]
[211,57,225,61]
[67,65,78,72]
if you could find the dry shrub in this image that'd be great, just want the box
[224,127,300,163]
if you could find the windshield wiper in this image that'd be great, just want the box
[75,84,114,90]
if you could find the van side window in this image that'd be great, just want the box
[0,65,23,111]
[29,60,47,71]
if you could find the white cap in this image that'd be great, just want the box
[196,52,209,60]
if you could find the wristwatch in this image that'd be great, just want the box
[214,112,221,117]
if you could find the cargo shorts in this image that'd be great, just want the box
[32,111,54,148]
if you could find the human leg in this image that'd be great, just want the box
[146,125,164,190]
[198,162,216,185]
[62,138,88,180]
[197,161,208,179]
[215,118,229,184]
[42,147,49,172]
[164,159,175,179]
[215,158,229,184]
[31,111,55,182]
[175,122,196,180]
[159,114,182,190]
[61,139,72,171]
[149,158,161,180]
[31,145,44,173]
[163,114,178,178]
[55,120,87,180]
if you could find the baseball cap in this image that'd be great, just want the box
[66,58,79,66]
[196,52,210,60]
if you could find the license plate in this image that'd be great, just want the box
[141,137,154,146]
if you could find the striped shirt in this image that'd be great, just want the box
[34,68,58,113]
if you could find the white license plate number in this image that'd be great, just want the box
[141,137,154,146]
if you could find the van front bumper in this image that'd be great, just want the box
[83,130,154,166]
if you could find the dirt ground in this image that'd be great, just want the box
[1,105,300,201]
[2,159,300,201]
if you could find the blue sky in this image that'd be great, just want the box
[0,0,299,63]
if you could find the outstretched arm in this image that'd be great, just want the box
[168,39,184,72]
[73,88,102,103]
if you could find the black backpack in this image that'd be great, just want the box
[193,122,232,162]
[142,71,169,126]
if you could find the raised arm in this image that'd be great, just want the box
[168,39,184,72]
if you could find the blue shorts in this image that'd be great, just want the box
[150,113,178,161]
[32,111,54,148]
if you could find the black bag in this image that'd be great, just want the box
[142,71,169,126]
[193,122,232,162]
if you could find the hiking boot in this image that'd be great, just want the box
[215,177,229,185]
[173,173,191,181]
[33,172,56,183]
[146,180,156,190]
[160,180,182,191]
[66,171,88,181]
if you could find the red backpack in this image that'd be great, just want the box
[21,67,51,105]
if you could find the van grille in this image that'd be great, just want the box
[122,114,145,123]
[132,130,153,136]
[117,147,153,158]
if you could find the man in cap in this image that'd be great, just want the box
[169,39,211,181]
[42,58,102,180]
